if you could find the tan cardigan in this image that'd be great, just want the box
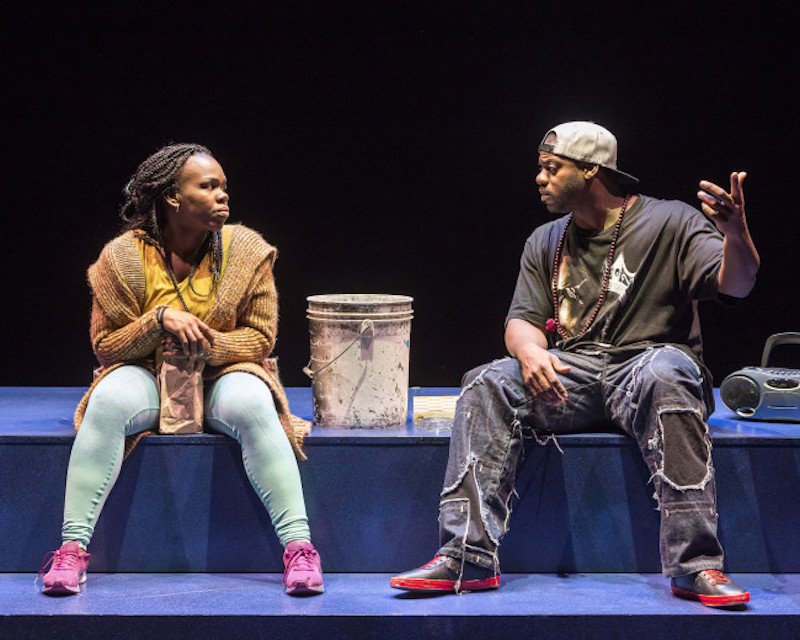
[74,224,310,459]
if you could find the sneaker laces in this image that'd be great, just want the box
[421,556,445,569]
[287,547,318,572]
[34,547,82,587]
[702,569,731,584]
[33,549,78,586]
[35,551,57,587]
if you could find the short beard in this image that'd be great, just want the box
[545,173,585,214]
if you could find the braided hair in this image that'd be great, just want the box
[120,142,212,239]
[120,143,223,303]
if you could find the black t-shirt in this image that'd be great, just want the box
[505,195,724,361]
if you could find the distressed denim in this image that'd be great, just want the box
[438,345,723,578]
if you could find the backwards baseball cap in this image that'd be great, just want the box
[538,121,639,186]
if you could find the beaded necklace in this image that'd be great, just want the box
[550,194,631,341]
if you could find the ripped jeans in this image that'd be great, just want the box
[438,345,723,578]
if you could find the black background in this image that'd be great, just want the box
[5,2,799,388]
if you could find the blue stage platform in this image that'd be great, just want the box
[3,386,800,574]
[3,573,800,639]
[2,386,800,637]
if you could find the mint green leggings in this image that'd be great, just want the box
[62,366,311,548]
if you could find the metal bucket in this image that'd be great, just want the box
[305,294,413,428]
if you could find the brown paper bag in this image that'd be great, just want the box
[157,347,206,434]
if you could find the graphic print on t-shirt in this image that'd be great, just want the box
[608,253,636,299]
[557,249,637,337]
[556,255,592,335]
[506,196,722,354]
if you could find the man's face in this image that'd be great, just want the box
[535,151,587,214]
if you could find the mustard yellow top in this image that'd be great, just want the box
[76,225,310,460]
[137,227,233,319]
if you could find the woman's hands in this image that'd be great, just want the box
[160,307,215,357]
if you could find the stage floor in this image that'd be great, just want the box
[6,572,800,616]
[4,572,800,640]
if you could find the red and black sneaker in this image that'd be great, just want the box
[390,555,500,593]
[671,569,750,607]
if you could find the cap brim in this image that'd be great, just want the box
[608,167,639,186]
[539,143,639,186]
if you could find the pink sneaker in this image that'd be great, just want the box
[39,542,90,596]
[282,540,324,595]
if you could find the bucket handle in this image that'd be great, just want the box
[303,319,374,379]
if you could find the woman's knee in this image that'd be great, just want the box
[83,366,158,431]
[207,372,279,426]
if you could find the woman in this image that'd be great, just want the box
[39,143,323,596]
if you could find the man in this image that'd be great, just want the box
[390,121,759,607]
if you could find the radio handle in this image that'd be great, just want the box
[761,332,800,367]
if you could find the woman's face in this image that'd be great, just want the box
[169,153,230,235]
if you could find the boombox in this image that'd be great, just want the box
[720,332,800,421]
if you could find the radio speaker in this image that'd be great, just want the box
[719,375,760,417]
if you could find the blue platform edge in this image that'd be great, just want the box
[4,573,800,640]
[2,386,800,575]
[3,386,800,441]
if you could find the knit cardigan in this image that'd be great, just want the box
[73,224,310,460]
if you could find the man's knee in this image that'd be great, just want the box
[631,348,708,413]
[460,357,520,390]
[647,347,703,388]
[461,363,489,388]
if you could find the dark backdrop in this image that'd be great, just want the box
[5,3,798,388]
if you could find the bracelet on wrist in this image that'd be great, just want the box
[156,306,167,329]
